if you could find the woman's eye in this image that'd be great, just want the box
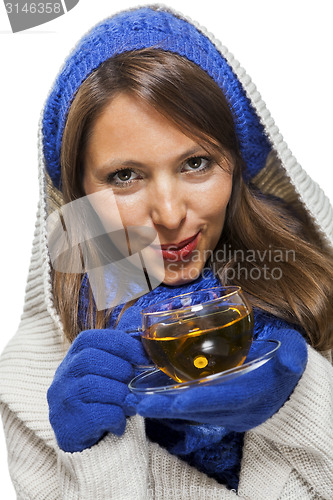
[184,156,212,172]
[116,169,133,181]
[107,168,138,186]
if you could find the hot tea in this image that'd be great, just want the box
[142,305,254,382]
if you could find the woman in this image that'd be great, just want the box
[1,4,332,499]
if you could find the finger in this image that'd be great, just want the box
[79,403,128,441]
[79,375,130,405]
[69,348,134,383]
[136,394,175,418]
[136,383,237,418]
[124,393,139,416]
[170,376,265,413]
[70,329,149,366]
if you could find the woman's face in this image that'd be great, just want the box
[83,93,233,286]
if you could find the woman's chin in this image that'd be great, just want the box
[162,265,202,287]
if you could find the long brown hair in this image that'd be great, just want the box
[51,48,333,350]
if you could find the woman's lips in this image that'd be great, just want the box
[160,233,199,250]
[158,232,201,262]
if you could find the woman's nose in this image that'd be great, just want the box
[149,179,187,230]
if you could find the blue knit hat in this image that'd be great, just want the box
[43,5,271,190]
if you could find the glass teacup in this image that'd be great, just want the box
[140,286,254,383]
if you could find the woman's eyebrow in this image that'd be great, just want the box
[97,146,206,170]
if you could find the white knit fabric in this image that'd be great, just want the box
[1,4,333,499]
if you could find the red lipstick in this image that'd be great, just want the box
[159,232,201,261]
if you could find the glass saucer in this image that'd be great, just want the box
[128,339,280,394]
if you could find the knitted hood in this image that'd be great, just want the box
[1,1,333,450]
[41,3,333,245]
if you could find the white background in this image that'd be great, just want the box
[0,0,332,496]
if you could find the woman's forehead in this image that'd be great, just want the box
[91,92,222,146]
[85,94,216,163]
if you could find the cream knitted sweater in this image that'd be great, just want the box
[1,4,333,499]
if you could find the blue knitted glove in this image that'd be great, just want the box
[136,328,308,431]
[47,329,149,452]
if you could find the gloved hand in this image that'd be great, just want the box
[136,328,308,431]
[47,329,149,452]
